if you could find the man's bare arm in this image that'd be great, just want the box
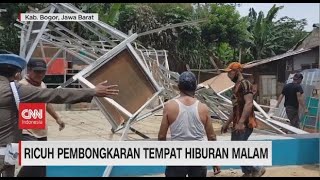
[276,94,284,107]
[239,93,254,124]
[46,104,59,120]
[297,92,307,112]
[225,111,233,126]
[47,103,65,131]
[18,80,118,104]
[158,103,169,141]
[204,106,217,141]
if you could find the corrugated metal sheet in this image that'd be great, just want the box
[274,69,320,121]
[243,48,312,69]
[293,27,319,51]
[260,75,277,105]
[245,27,319,69]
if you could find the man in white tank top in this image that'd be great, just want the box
[158,71,220,177]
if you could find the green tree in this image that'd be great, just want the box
[63,3,117,41]
[200,4,249,64]
[242,4,308,61]
[246,5,284,60]
[117,4,206,71]
[0,3,47,53]
[273,16,308,53]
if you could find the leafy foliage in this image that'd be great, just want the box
[0,3,310,71]
[273,16,308,53]
[241,5,309,62]
[201,4,248,49]
[0,3,47,53]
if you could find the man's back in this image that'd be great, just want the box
[158,71,216,177]
[282,83,303,109]
[0,77,21,146]
[166,97,208,141]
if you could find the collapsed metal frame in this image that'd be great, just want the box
[15,3,178,135]
[17,3,128,65]
[15,4,170,135]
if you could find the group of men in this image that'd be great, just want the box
[158,62,266,177]
[158,62,307,177]
[0,50,307,177]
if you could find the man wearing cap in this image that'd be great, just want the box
[220,62,266,177]
[276,73,307,128]
[158,71,220,177]
[0,51,119,177]
[16,59,65,177]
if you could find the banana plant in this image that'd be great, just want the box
[246,5,284,59]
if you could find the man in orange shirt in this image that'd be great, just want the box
[221,62,266,177]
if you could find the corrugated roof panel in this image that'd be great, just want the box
[244,48,312,69]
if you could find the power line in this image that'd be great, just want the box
[137,18,208,37]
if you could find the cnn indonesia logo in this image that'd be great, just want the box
[19,103,46,129]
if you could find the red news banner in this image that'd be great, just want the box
[19,103,46,130]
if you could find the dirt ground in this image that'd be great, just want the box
[46,110,225,141]
[15,110,318,177]
[143,165,320,177]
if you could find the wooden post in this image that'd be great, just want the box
[239,47,242,63]
[198,59,202,83]
[186,64,191,72]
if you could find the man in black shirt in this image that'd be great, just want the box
[276,73,307,128]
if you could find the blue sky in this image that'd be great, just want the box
[237,3,320,32]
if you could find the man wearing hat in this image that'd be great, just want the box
[158,71,220,177]
[220,62,266,177]
[16,59,65,177]
[0,51,119,177]
[276,73,307,128]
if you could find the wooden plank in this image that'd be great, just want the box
[97,97,129,126]
[86,49,157,114]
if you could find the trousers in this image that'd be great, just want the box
[165,166,207,177]
[231,127,263,174]
[16,134,47,177]
[285,106,300,128]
